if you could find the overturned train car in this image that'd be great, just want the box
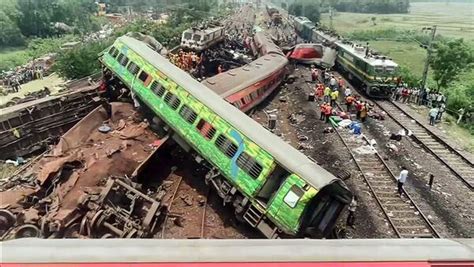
[99,35,352,238]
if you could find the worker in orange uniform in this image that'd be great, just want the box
[316,83,324,101]
[324,103,333,123]
[345,95,356,113]
[338,77,345,89]
[319,102,327,121]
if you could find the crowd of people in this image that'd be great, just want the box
[310,66,372,125]
[391,85,449,126]
[1,64,46,93]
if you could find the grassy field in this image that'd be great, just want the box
[0,47,31,72]
[320,2,474,40]
[369,40,427,76]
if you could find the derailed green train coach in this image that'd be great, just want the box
[99,34,352,238]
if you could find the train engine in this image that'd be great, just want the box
[181,26,225,52]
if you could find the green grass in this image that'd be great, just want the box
[320,2,474,40]
[369,40,427,77]
[0,47,31,72]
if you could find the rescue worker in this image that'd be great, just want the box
[316,83,324,101]
[330,90,339,107]
[345,95,355,112]
[324,86,331,103]
[319,102,327,121]
[338,77,345,90]
[346,196,358,229]
[324,103,333,123]
[217,64,224,74]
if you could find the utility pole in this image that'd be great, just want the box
[329,5,333,30]
[420,25,437,94]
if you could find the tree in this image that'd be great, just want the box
[288,3,303,17]
[430,39,474,91]
[0,10,25,46]
[54,40,112,79]
[304,4,320,23]
[371,16,377,25]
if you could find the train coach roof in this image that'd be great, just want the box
[202,54,288,97]
[119,36,340,190]
[184,26,223,34]
[337,42,398,67]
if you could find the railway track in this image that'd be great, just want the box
[161,176,182,239]
[296,68,440,238]
[323,94,441,238]
[333,124,441,238]
[375,100,474,190]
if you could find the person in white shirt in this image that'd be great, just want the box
[397,167,408,197]
[329,76,337,89]
[344,86,352,97]
[346,195,358,228]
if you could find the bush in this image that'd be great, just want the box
[53,40,112,79]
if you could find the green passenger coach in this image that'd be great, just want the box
[99,35,352,238]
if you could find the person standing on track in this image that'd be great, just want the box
[345,95,355,113]
[319,102,327,121]
[429,106,439,126]
[346,196,358,229]
[316,83,324,101]
[338,77,345,90]
[330,90,339,107]
[397,167,409,197]
[344,86,352,97]
[324,86,331,103]
[324,103,333,123]
[329,75,337,90]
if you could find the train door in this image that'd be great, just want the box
[266,174,317,234]
[300,184,351,238]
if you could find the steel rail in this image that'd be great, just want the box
[160,176,183,239]
[375,100,473,190]
[331,101,440,238]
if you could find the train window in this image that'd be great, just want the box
[118,54,129,66]
[237,153,263,179]
[150,81,165,97]
[179,105,198,124]
[138,71,149,83]
[233,100,242,109]
[215,134,237,158]
[241,97,247,105]
[283,185,305,208]
[184,32,192,40]
[250,91,258,100]
[196,119,216,140]
[127,62,140,76]
[109,47,119,58]
[164,92,181,110]
[244,95,252,104]
[192,34,201,41]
